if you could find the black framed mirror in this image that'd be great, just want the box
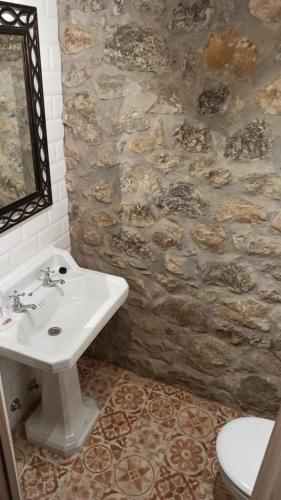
[0,1,52,234]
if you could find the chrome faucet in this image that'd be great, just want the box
[9,291,37,313]
[40,267,65,287]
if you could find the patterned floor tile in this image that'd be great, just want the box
[57,469,106,500]
[98,410,138,451]
[12,423,38,471]
[140,384,184,431]
[113,453,156,498]
[36,446,79,469]
[103,372,152,418]
[14,445,26,475]
[13,356,243,500]
[69,445,117,492]
[77,362,92,384]
[125,416,173,460]
[82,371,119,408]
[99,416,173,499]
[78,356,123,381]
[194,468,234,500]
[150,381,189,403]
[166,433,208,476]
[150,464,196,500]
[101,491,130,500]
[12,422,78,471]
[177,405,215,441]
[20,454,68,500]
[121,369,155,391]
[96,360,124,380]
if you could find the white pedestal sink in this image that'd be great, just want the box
[0,247,128,456]
[26,365,99,456]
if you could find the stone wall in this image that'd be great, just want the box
[58,0,281,418]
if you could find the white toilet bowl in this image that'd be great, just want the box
[216,416,274,499]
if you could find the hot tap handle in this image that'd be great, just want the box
[8,290,25,299]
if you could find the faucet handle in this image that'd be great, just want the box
[40,267,55,274]
[9,290,25,299]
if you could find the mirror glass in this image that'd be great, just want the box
[0,33,36,209]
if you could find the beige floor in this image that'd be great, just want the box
[13,356,242,499]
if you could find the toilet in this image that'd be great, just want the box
[216,416,274,499]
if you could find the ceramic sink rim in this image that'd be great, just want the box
[0,247,129,373]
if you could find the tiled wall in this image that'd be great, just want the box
[0,0,69,427]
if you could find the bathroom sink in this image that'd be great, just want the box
[0,247,128,372]
[0,247,128,455]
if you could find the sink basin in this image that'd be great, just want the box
[0,247,128,455]
[0,247,128,372]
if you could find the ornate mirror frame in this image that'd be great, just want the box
[0,1,52,233]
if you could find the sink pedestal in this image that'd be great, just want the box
[25,364,99,456]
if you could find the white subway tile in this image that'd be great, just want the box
[58,180,68,201]
[44,96,54,121]
[51,182,60,203]
[50,161,66,183]
[46,119,64,143]
[42,71,62,96]
[10,237,39,268]
[38,16,58,43]
[34,0,46,15]
[61,215,70,234]
[8,0,46,15]
[54,233,71,251]
[11,372,28,398]
[22,212,49,240]
[0,255,11,279]
[55,140,64,161]
[49,45,61,70]
[38,222,62,248]
[1,360,23,387]
[48,142,56,164]
[0,229,22,256]
[0,358,10,376]
[3,383,13,412]
[50,199,68,224]
[45,0,57,17]
[39,44,50,71]
[53,96,63,120]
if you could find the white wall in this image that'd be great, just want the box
[0,0,70,427]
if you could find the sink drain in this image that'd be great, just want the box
[48,327,62,336]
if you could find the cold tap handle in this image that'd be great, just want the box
[40,267,55,274]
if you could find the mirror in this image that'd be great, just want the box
[0,34,36,208]
[0,2,52,233]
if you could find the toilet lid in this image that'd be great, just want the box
[216,416,274,496]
